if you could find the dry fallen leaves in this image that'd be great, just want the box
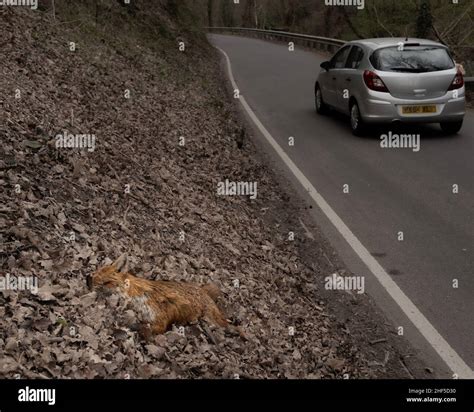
[0,5,405,380]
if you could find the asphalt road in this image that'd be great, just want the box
[209,34,474,374]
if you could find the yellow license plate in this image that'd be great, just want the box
[402,105,437,114]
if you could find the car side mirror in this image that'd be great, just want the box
[320,61,331,71]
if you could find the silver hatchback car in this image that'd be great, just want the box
[315,38,465,135]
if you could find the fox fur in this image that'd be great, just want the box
[89,254,242,337]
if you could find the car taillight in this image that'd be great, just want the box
[363,70,389,93]
[448,69,464,90]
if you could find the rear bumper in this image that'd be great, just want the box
[359,88,466,124]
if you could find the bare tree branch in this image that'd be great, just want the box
[341,7,364,39]
[440,3,473,39]
[373,4,394,37]
[431,21,448,46]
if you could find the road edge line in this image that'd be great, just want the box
[214,44,474,379]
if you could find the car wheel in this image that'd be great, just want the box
[440,120,463,135]
[350,101,366,136]
[315,84,328,115]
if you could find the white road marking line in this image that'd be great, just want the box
[214,44,474,379]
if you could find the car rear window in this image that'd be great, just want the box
[370,46,455,73]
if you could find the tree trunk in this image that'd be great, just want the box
[208,0,214,27]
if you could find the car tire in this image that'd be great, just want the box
[350,101,366,136]
[440,121,463,135]
[315,84,328,115]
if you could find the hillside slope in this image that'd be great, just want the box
[0,2,425,378]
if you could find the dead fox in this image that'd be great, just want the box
[87,254,244,338]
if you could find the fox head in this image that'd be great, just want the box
[87,254,132,293]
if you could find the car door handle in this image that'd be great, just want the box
[332,77,337,80]
[345,78,351,82]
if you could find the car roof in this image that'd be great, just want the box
[348,38,447,50]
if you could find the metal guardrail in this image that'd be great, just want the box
[207,27,473,88]
[207,27,346,54]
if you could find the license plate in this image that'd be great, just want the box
[402,105,437,114]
